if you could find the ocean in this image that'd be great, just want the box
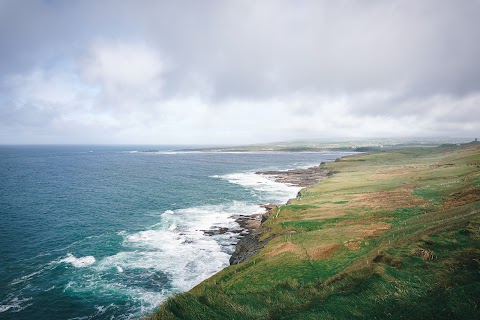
[0,145,351,319]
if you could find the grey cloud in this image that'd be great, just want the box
[3,0,480,98]
[0,0,479,143]
[147,0,480,100]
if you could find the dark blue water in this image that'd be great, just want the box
[0,145,350,319]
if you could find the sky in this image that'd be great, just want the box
[0,0,479,145]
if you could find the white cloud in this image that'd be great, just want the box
[7,69,90,111]
[2,67,479,144]
[81,41,166,109]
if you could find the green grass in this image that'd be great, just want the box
[474,177,480,186]
[413,187,444,204]
[147,143,480,320]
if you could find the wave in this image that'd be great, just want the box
[99,202,262,289]
[60,253,96,268]
[50,201,264,318]
[0,296,33,313]
[213,171,302,204]
[10,259,61,286]
[10,268,48,286]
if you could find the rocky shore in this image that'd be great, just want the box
[228,205,275,265]
[229,165,331,265]
[256,164,332,187]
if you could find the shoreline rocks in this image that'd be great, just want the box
[229,206,277,265]
[198,164,332,265]
[229,165,332,265]
[256,165,331,187]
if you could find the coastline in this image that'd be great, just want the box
[149,143,480,319]
[230,164,331,265]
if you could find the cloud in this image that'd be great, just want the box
[81,41,165,106]
[2,68,90,124]
[0,0,479,144]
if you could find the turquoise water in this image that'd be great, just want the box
[0,146,349,319]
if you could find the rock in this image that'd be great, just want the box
[202,227,230,236]
[256,165,330,187]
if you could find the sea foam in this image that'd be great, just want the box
[77,200,266,317]
[213,171,302,203]
[60,253,96,268]
[0,296,33,313]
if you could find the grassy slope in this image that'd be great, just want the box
[149,143,480,320]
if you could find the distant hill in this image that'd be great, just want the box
[173,137,474,153]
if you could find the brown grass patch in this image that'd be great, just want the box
[344,240,362,251]
[268,242,304,257]
[361,222,391,237]
[370,170,412,180]
[301,209,346,220]
[343,221,392,239]
[336,215,391,227]
[444,187,480,208]
[307,243,341,259]
[352,186,428,209]
[340,222,392,251]
[411,248,435,260]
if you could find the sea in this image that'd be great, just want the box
[0,145,351,319]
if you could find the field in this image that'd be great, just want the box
[148,143,480,319]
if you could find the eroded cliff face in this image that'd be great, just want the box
[229,206,276,265]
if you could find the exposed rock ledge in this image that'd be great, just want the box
[256,165,332,187]
[229,205,276,265]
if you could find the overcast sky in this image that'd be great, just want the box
[0,0,479,144]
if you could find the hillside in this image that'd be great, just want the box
[148,143,480,320]
[175,138,472,153]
